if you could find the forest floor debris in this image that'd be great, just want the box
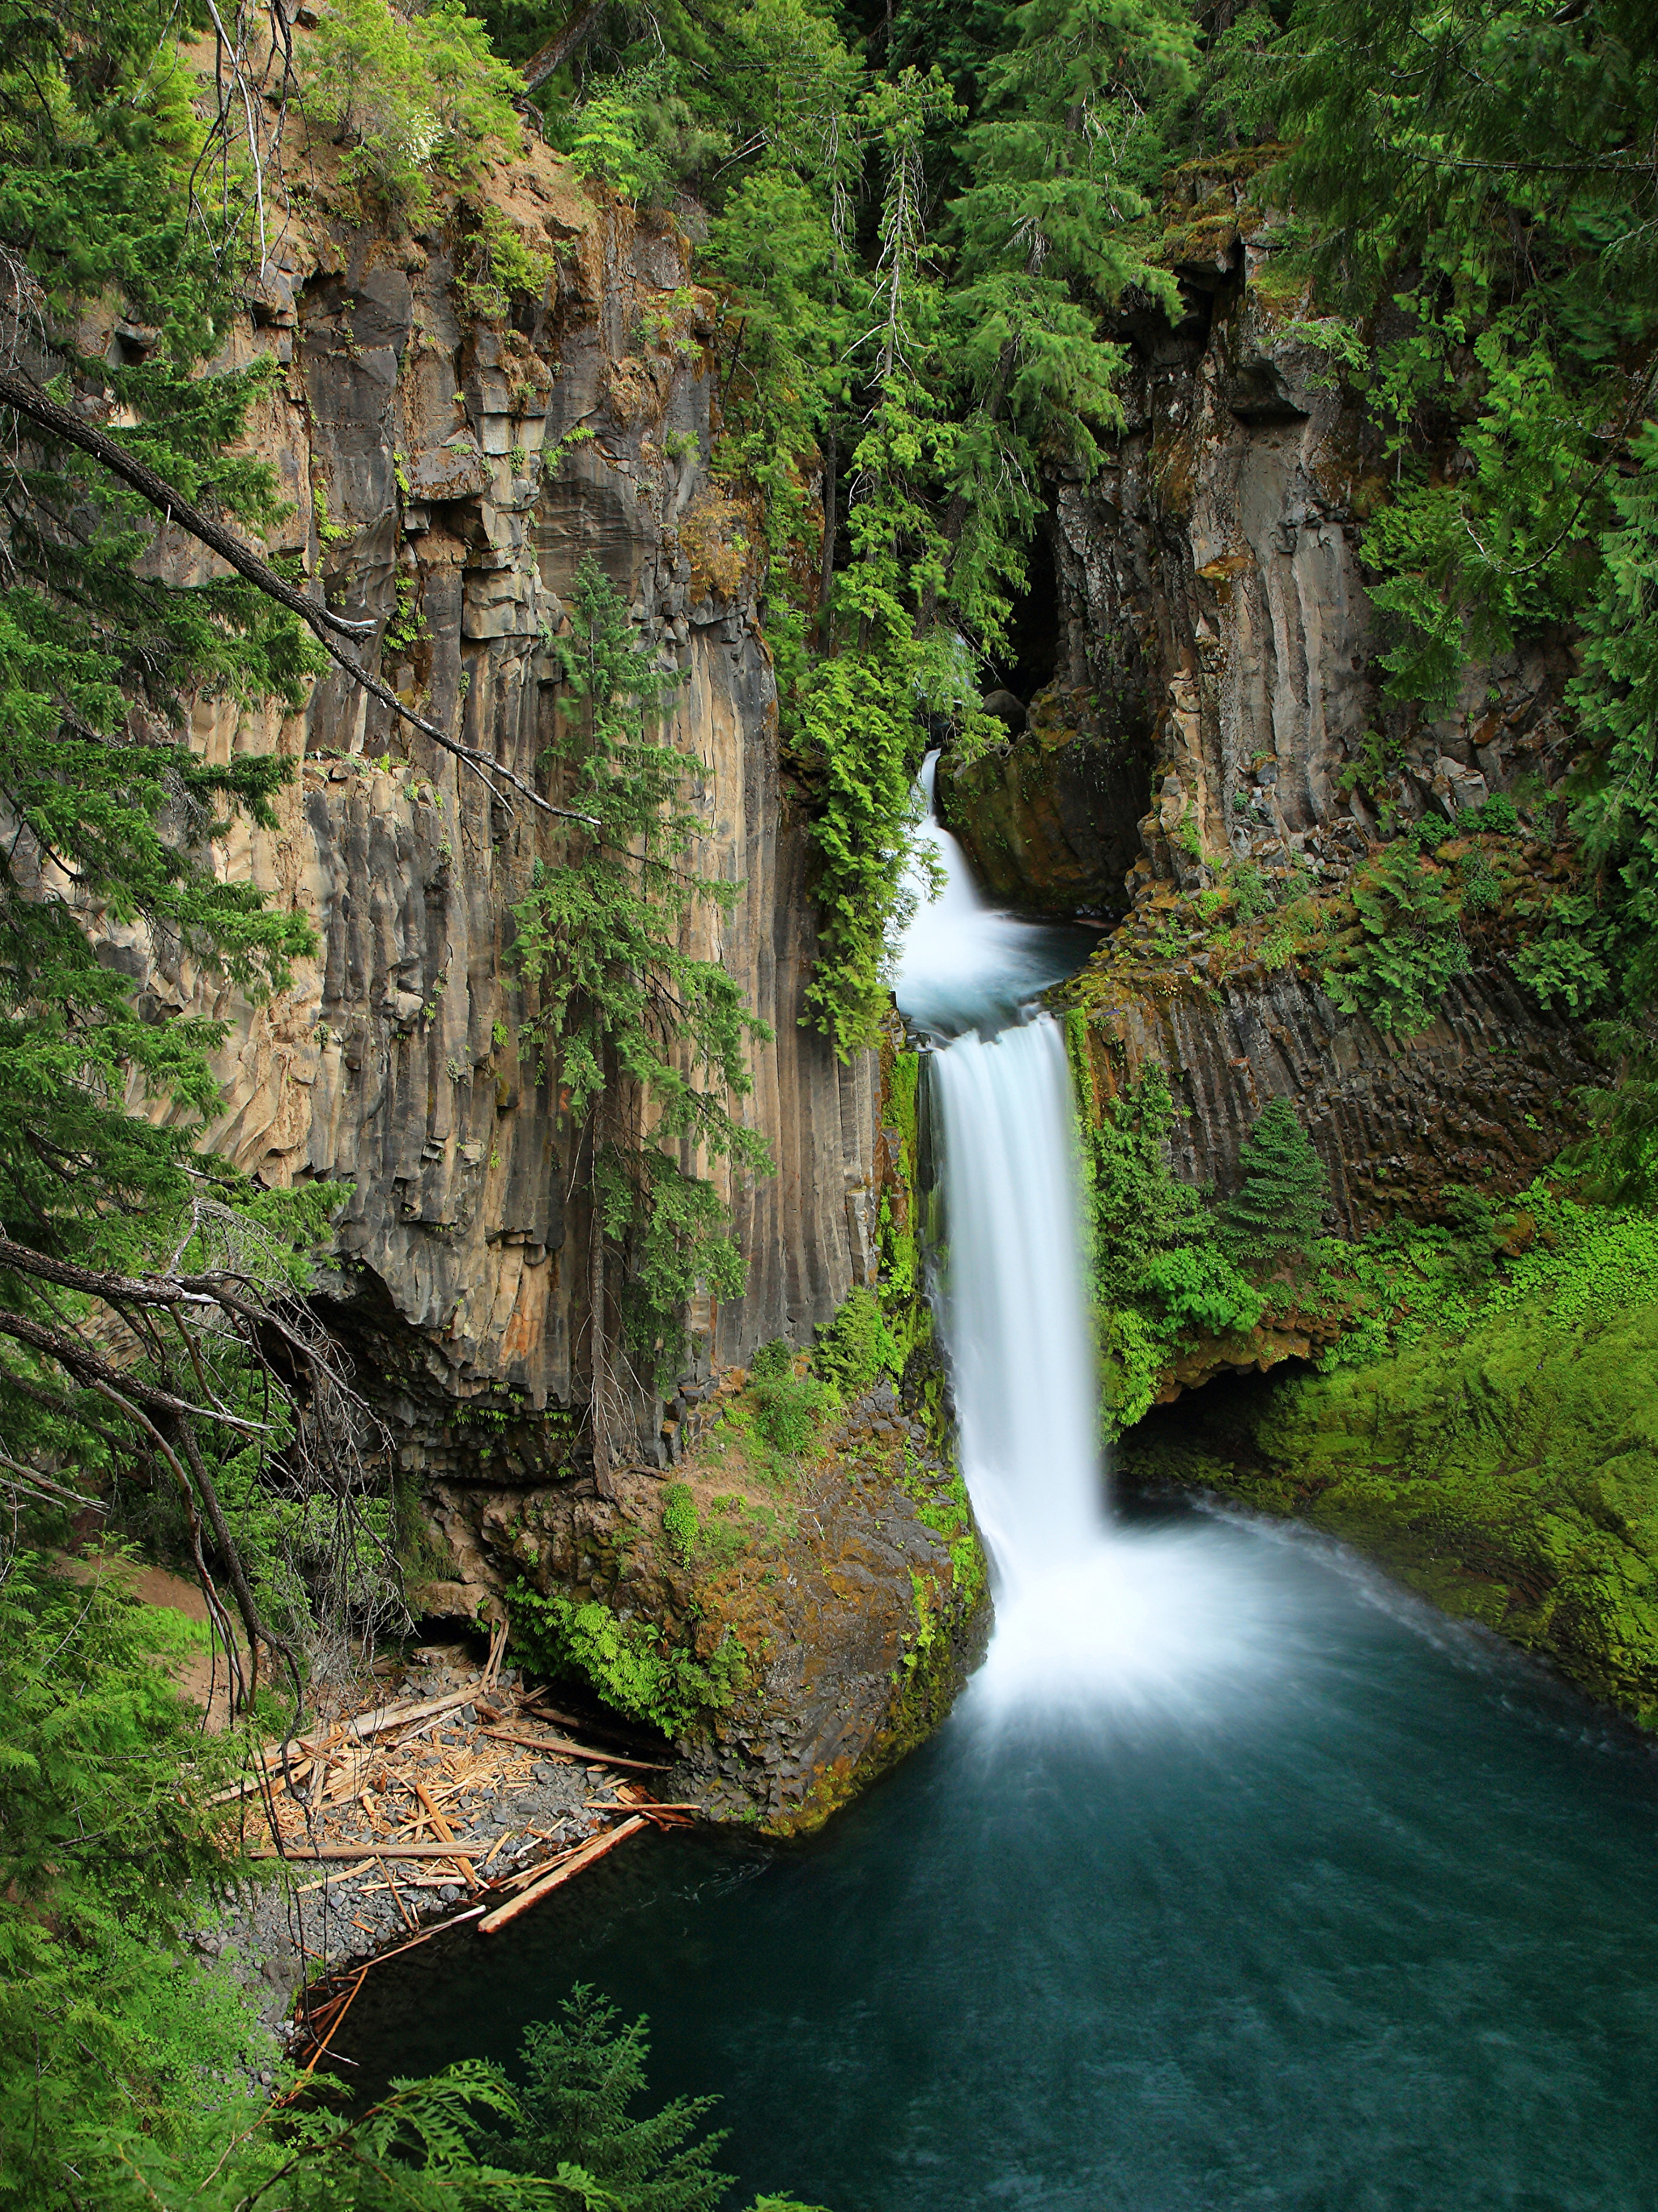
[199,1629,694,2060]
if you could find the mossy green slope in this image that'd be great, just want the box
[1128,1244,1658,1723]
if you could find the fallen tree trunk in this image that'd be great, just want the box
[481,1726,668,1772]
[478,1815,649,1933]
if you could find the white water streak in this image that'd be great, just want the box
[930,1017,1101,1588]
[895,755,1279,1727]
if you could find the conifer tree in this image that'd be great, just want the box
[494,1985,733,2210]
[0,0,413,1701]
[1219,1098,1331,1268]
[937,0,1197,611]
[796,67,967,1059]
[510,557,773,1480]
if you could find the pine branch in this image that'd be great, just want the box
[0,366,372,642]
[0,367,601,827]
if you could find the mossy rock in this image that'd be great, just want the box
[1125,1287,1658,1723]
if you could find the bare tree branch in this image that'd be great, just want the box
[0,366,372,639]
[0,366,601,826]
[0,1302,266,1431]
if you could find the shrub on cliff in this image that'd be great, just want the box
[1071,1065,1259,1428]
[1141,1244,1265,1337]
[1321,845,1471,1037]
[508,1583,746,1736]
[813,1287,902,1397]
[303,0,525,215]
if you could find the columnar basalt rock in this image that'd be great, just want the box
[87,143,977,1823]
[1069,956,1598,1241]
[937,233,1594,1220]
[938,238,1578,929]
[123,152,881,1485]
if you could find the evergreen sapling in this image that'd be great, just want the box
[1219,1099,1332,1269]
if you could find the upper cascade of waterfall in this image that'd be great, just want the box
[893,754,1084,1039]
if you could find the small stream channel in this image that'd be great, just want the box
[340,760,1658,2209]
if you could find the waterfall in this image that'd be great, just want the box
[925,1017,1101,1589]
[895,755,1274,1724]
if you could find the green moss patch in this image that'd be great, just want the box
[1127,1214,1658,1721]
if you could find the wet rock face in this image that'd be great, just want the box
[129,153,882,1474]
[1015,251,1576,899]
[941,238,1595,1226]
[936,685,1152,918]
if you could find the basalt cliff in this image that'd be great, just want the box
[96,138,985,1830]
[940,198,1593,1235]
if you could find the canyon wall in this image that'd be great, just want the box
[117,146,881,1483]
[942,202,1592,1219]
[92,137,983,1826]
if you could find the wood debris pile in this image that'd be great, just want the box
[219,1627,695,2066]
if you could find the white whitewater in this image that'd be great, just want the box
[894,755,1278,1725]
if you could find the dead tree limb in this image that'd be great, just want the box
[0,367,599,827]
[0,366,372,640]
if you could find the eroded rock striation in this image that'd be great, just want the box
[87,144,983,1822]
[123,155,882,1472]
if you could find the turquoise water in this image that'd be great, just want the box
[339,1498,1658,2211]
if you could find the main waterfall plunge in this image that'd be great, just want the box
[895,757,1277,1723]
[346,759,1658,2210]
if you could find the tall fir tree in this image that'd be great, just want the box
[0,0,424,1712]
[510,556,773,1479]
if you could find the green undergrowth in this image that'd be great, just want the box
[695,1287,907,1493]
[1127,1204,1658,1721]
[899,1444,984,1627]
[506,1581,746,1738]
[0,1555,286,2199]
[1063,1046,1335,1434]
[1069,800,1579,1037]
[1063,981,1648,1437]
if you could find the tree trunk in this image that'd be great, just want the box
[521,0,608,94]
[589,1152,615,1499]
